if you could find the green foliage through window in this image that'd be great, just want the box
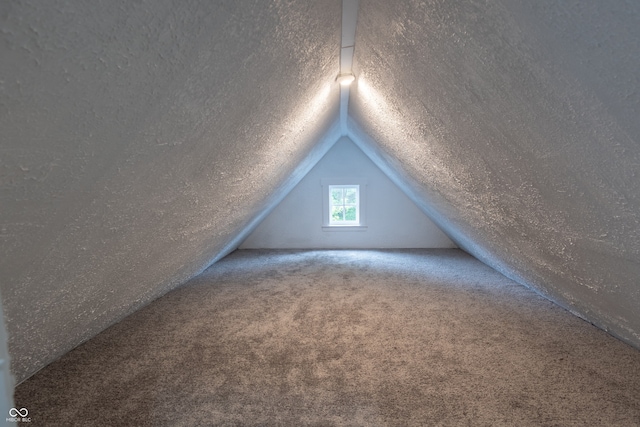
[329,185,359,225]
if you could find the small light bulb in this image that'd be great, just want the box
[336,73,356,86]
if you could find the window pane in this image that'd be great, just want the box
[344,188,357,204]
[345,206,357,221]
[331,188,343,205]
[331,206,344,222]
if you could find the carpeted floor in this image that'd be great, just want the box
[14,249,640,426]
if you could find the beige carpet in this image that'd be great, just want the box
[14,249,640,426]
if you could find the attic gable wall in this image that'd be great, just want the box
[351,0,640,346]
[0,0,341,383]
[240,136,456,249]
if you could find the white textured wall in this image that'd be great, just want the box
[240,137,455,249]
[0,0,341,383]
[351,0,640,348]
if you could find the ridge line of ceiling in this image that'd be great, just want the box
[340,0,359,135]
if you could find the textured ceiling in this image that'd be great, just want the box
[1,0,640,384]
[1,0,340,382]
[350,0,640,347]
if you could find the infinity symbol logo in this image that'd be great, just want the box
[9,407,28,417]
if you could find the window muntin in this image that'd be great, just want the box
[329,185,359,225]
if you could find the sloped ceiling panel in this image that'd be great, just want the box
[350,0,640,346]
[0,0,341,382]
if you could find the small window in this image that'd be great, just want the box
[329,185,360,225]
[321,178,367,231]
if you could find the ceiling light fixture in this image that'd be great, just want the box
[336,73,356,86]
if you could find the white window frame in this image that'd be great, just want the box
[321,178,367,231]
[329,185,360,225]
